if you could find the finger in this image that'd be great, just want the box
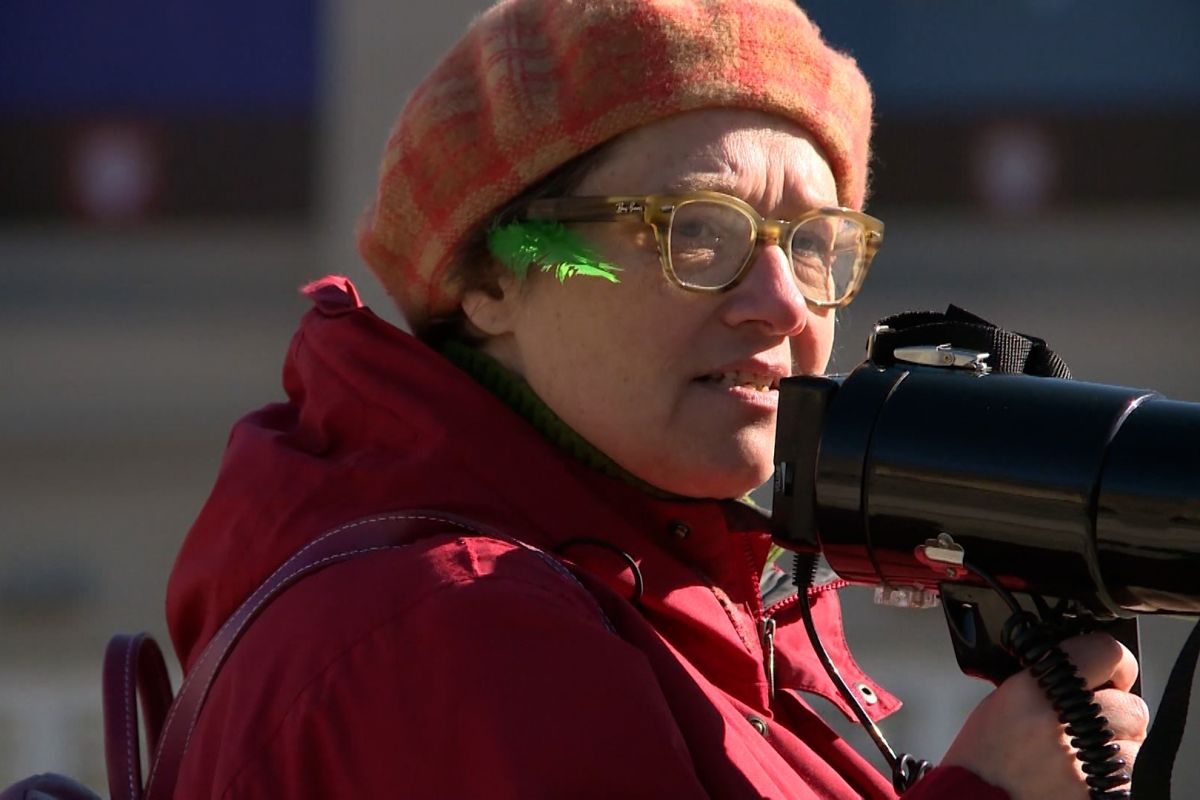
[1113,739,1141,776]
[1093,687,1150,743]
[1058,632,1139,692]
[1085,739,1141,788]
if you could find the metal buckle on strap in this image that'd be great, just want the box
[892,344,991,374]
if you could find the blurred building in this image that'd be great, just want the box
[1,0,1198,793]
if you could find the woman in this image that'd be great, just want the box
[166,0,1146,797]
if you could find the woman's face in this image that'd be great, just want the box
[467,109,840,499]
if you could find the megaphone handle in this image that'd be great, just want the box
[959,560,1134,799]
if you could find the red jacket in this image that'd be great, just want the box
[166,276,1006,799]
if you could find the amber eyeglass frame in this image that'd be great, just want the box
[522,190,884,308]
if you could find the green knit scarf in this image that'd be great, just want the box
[439,339,776,563]
[439,338,676,499]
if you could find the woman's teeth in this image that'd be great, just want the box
[707,372,777,392]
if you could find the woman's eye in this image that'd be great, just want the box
[792,236,820,257]
[791,233,827,257]
[671,203,751,259]
[676,220,722,241]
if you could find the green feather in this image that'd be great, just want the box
[488,221,621,284]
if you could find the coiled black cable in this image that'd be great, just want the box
[964,558,1131,800]
[792,553,933,794]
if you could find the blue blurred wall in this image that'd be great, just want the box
[804,0,1200,113]
[0,0,317,112]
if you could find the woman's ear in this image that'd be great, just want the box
[461,274,521,336]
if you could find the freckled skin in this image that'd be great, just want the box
[466,109,838,499]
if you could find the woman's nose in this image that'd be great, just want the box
[720,244,810,337]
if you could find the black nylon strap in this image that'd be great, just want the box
[1132,619,1200,800]
[869,305,1072,378]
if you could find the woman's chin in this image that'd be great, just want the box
[607,421,777,500]
[645,455,774,500]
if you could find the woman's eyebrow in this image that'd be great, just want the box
[662,173,740,194]
[658,178,825,218]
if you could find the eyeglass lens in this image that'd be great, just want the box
[666,200,864,302]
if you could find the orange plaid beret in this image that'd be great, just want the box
[357,0,873,331]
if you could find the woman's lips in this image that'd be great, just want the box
[694,373,780,409]
[699,370,781,392]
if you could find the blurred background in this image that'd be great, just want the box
[2,0,1198,793]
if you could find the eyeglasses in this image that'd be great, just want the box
[522,190,883,308]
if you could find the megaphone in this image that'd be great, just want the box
[769,308,1200,798]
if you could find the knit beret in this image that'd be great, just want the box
[357,0,873,331]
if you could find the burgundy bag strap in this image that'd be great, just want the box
[103,634,173,800]
[109,511,492,800]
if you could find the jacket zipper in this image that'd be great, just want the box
[763,577,849,617]
[758,578,849,704]
[759,616,777,701]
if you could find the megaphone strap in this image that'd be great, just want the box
[869,304,1073,379]
[1132,618,1200,800]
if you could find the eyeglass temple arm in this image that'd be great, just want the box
[522,197,649,223]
